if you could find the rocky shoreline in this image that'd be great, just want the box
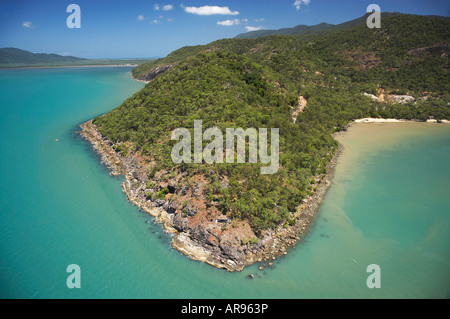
[80,119,342,272]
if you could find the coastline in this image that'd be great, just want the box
[131,77,150,84]
[0,64,139,70]
[79,119,342,271]
[354,117,450,124]
[79,117,448,271]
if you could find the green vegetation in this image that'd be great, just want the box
[93,13,449,232]
[234,12,402,39]
[234,21,336,39]
[112,144,129,157]
[155,188,169,200]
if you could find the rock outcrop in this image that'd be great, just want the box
[139,64,173,82]
[80,120,341,271]
[291,95,307,123]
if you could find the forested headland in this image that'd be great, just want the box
[85,13,449,270]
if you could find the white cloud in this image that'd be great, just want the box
[184,5,239,16]
[22,21,34,29]
[162,4,174,11]
[167,18,174,22]
[245,26,264,32]
[293,0,310,10]
[154,4,160,11]
[217,19,241,26]
[137,15,145,21]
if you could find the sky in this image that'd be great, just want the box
[0,0,449,58]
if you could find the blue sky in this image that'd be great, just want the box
[0,0,449,58]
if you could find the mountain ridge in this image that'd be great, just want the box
[233,12,450,39]
[0,47,86,67]
[0,47,156,68]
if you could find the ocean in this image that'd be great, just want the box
[0,67,448,298]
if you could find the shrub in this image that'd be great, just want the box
[155,188,169,200]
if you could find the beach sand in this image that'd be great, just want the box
[335,121,450,177]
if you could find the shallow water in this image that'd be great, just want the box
[0,68,448,298]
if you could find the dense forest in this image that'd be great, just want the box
[93,13,449,232]
[233,12,401,39]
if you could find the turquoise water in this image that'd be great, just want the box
[0,68,449,298]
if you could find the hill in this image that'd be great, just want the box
[83,13,450,271]
[0,47,86,67]
[0,47,156,68]
[133,13,449,95]
[234,12,403,39]
[234,22,335,39]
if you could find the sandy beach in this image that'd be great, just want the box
[335,121,450,176]
[354,118,450,124]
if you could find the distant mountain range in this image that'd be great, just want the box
[0,47,156,68]
[235,22,335,39]
[0,48,86,67]
[234,12,408,39]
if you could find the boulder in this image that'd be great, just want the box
[219,240,244,263]
[191,183,203,198]
[162,200,178,214]
[173,213,189,232]
[180,186,188,196]
[388,94,415,104]
[154,199,165,207]
[184,205,198,217]
[168,179,177,194]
